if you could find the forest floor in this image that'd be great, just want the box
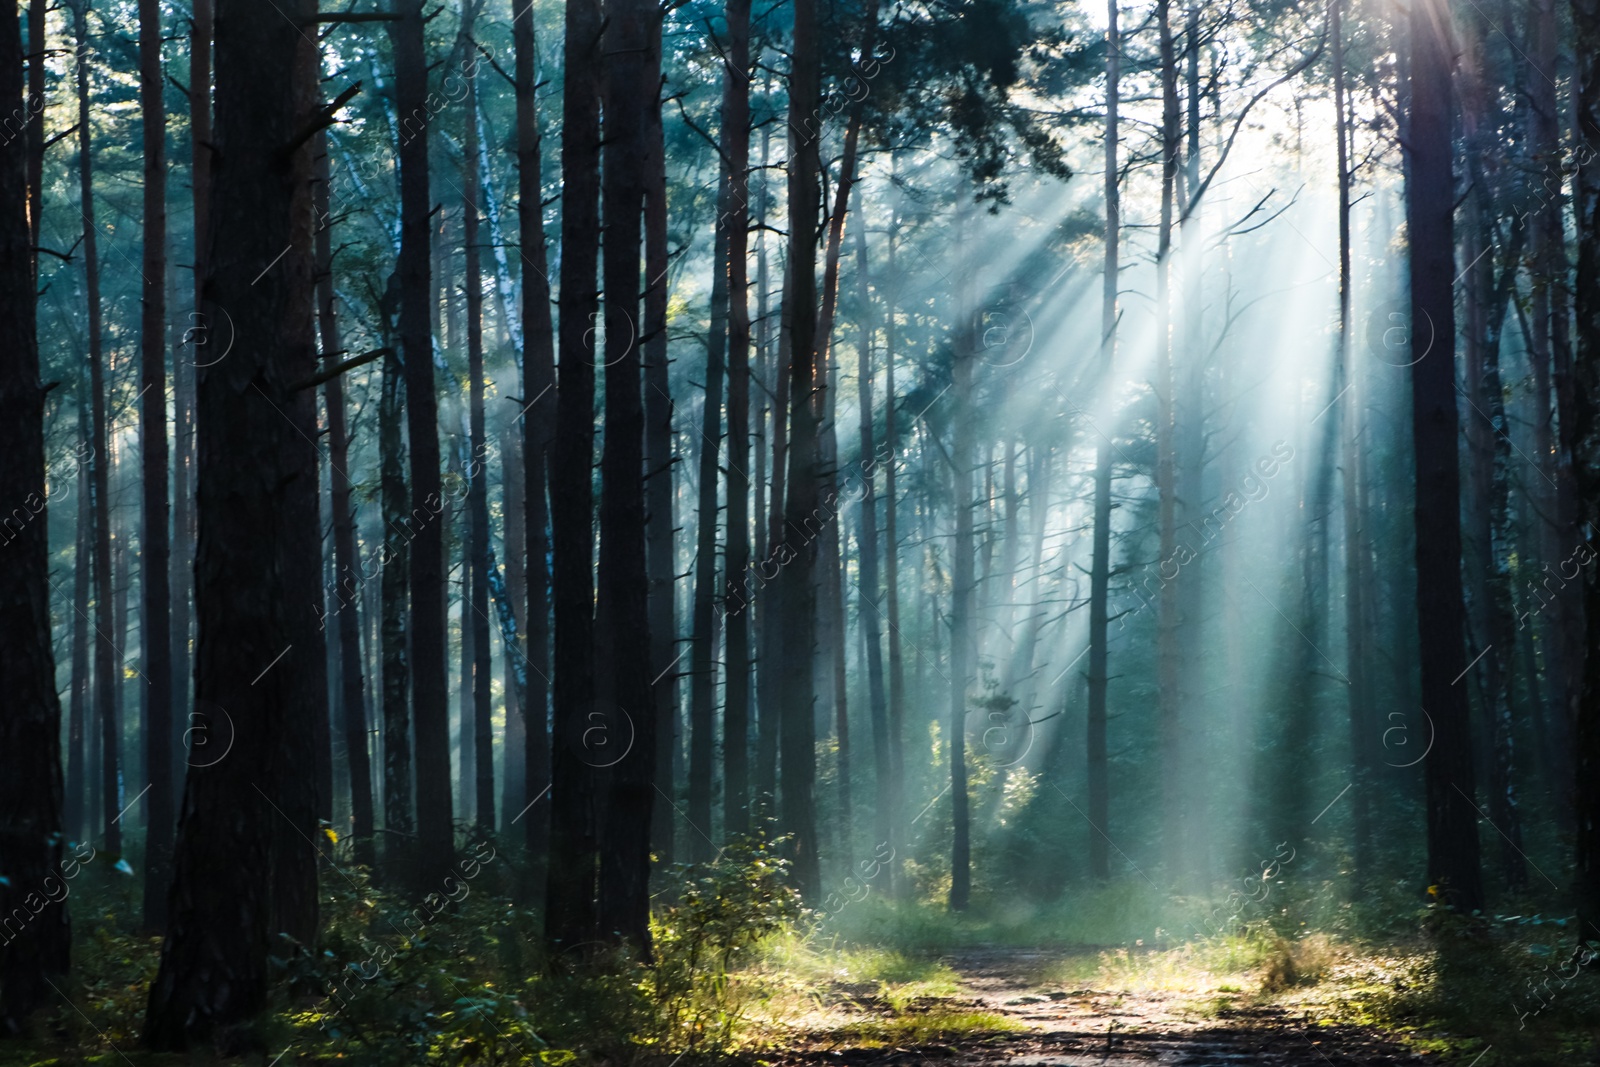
[774,948,1438,1067]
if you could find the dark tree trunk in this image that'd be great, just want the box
[948,253,974,914]
[882,222,904,894]
[315,131,376,868]
[380,347,415,869]
[68,399,91,842]
[502,427,528,832]
[144,0,322,1042]
[778,0,823,895]
[546,0,603,948]
[1154,0,1180,881]
[688,177,728,861]
[644,15,679,861]
[172,0,209,811]
[1405,0,1483,912]
[460,0,495,835]
[1331,0,1372,881]
[391,0,455,891]
[854,224,891,871]
[596,0,657,953]
[513,0,554,891]
[0,0,68,1030]
[25,0,42,273]
[1087,0,1118,882]
[138,0,173,933]
[72,0,119,858]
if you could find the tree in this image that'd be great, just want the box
[144,0,324,1043]
[0,0,68,1032]
[1405,0,1483,912]
[70,0,119,859]
[513,0,555,891]
[1086,0,1118,883]
[547,0,604,948]
[314,130,376,868]
[138,0,174,933]
[391,0,455,891]
[778,0,824,898]
[459,0,495,835]
[596,0,659,953]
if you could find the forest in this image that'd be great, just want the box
[2,0,1600,1061]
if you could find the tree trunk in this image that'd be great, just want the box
[380,345,415,870]
[72,0,120,858]
[1087,0,1118,882]
[779,0,823,895]
[0,0,68,1029]
[688,162,728,860]
[1331,0,1372,881]
[546,0,603,948]
[460,0,495,835]
[138,0,173,933]
[315,131,375,868]
[1405,0,1483,912]
[144,0,322,1041]
[391,0,455,891]
[948,245,974,914]
[596,0,657,953]
[644,5,679,863]
[854,224,891,874]
[722,0,754,840]
[512,0,554,892]
[882,218,905,894]
[68,397,91,842]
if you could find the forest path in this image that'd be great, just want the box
[784,948,1431,1067]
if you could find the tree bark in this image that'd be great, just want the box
[144,0,323,1041]
[778,0,823,896]
[71,0,120,858]
[1087,0,1118,882]
[1405,0,1483,912]
[0,0,68,1029]
[391,0,455,891]
[513,0,554,892]
[721,0,754,840]
[138,0,174,932]
[596,0,657,953]
[315,130,375,868]
[546,0,604,948]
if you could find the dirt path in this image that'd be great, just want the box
[784,949,1433,1066]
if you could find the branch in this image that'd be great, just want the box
[282,82,363,160]
[292,347,390,392]
[309,11,403,22]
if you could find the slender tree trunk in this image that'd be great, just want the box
[854,224,891,871]
[69,400,91,842]
[883,218,905,894]
[513,0,554,892]
[688,166,729,860]
[948,239,974,914]
[1154,0,1181,881]
[502,426,528,833]
[779,0,823,895]
[380,347,415,869]
[1086,0,1118,882]
[315,131,375,868]
[173,0,209,810]
[596,0,657,953]
[391,0,454,891]
[72,0,120,857]
[460,0,495,835]
[1331,0,1372,880]
[25,0,43,274]
[1406,0,1483,912]
[144,0,322,1040]
[722,0,754,839]
[643,6,679,863]
[546,0,604,947]
[0,0,68,1028]
[138,0,173,932]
